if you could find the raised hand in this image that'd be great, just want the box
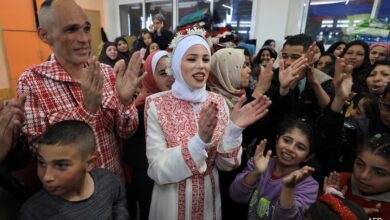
[304,43,320,85]
[0,95,26,161]
[158,22,164,33]
[333,57,353,101]
[364,203,381,216]
[230,95,271,128]
[116,51,147,106]
[305,42,319,66]
[279,56,308,96]
[282,165,315,188]
[306,66,320,86]
[252,59,274,98]
[113,59,125,75]
[79,57,104,113]
[323,171,341,191]
[198,102,218,143]
[252,139,272,175]
[323,171,348,196]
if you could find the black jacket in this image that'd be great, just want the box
[153,29,173,50]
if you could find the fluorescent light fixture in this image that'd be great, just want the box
[222,4,232,10]
[310,0,347,5]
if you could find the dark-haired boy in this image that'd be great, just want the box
[19,120,129,220]
[253,33,334,122]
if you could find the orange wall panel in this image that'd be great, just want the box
[39,41,52,61]
[3,31,42,80]
[0,0,37,31]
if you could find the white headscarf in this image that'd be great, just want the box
[171,35,211,103]
[151,50,168,74]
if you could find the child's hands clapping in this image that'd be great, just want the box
[244,139,272,186]
[253,139,272,175]
[282,166,315,188]
[323,171,348,197]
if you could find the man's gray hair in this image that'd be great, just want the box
[153,13,166,22]
[38,0,57,29]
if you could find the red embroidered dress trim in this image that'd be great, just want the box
[150,91,228,220]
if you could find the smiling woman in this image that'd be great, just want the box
[144,27,271,220]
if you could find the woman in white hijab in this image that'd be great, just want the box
[144,28,271,220]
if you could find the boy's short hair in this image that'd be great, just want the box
[36,120,96,159]
[283,34,313,52]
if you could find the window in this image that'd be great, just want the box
[305,0,373,45]
[213,0,253,41]
[118,0,254,42]
[378,0,390,22]
[119,3,143,36]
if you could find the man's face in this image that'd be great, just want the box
[281,45,304,69]
[153,19,163,31]
[42,1,92,66]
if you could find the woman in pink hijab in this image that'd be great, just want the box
[369,42,390,65]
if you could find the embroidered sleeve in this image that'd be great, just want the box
[145,99,197,184]
[215,100,242,170]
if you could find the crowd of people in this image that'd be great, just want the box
[0,0,390,220]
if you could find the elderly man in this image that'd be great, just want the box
[149,13,173,50]
[17,0,144,177]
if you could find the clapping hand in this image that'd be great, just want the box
[279,57,308,96]
[253,59,274,97]
[198,102,218,143]
[116,51,147,106]
[252,139,272,175]
[305,42,319,67]
[282,165,315,188]
[79,57,104,113]
[230,95,271,128]
[305,43,321,86]
[333,57,353,101]
[323,171,348,196]
[0,95,26,161]
[364,203,382,217]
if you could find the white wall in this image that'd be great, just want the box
[104,0,121,41]
[286,0,306,37]
[253,0,306,53]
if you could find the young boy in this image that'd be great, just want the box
[18,120,129,219]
